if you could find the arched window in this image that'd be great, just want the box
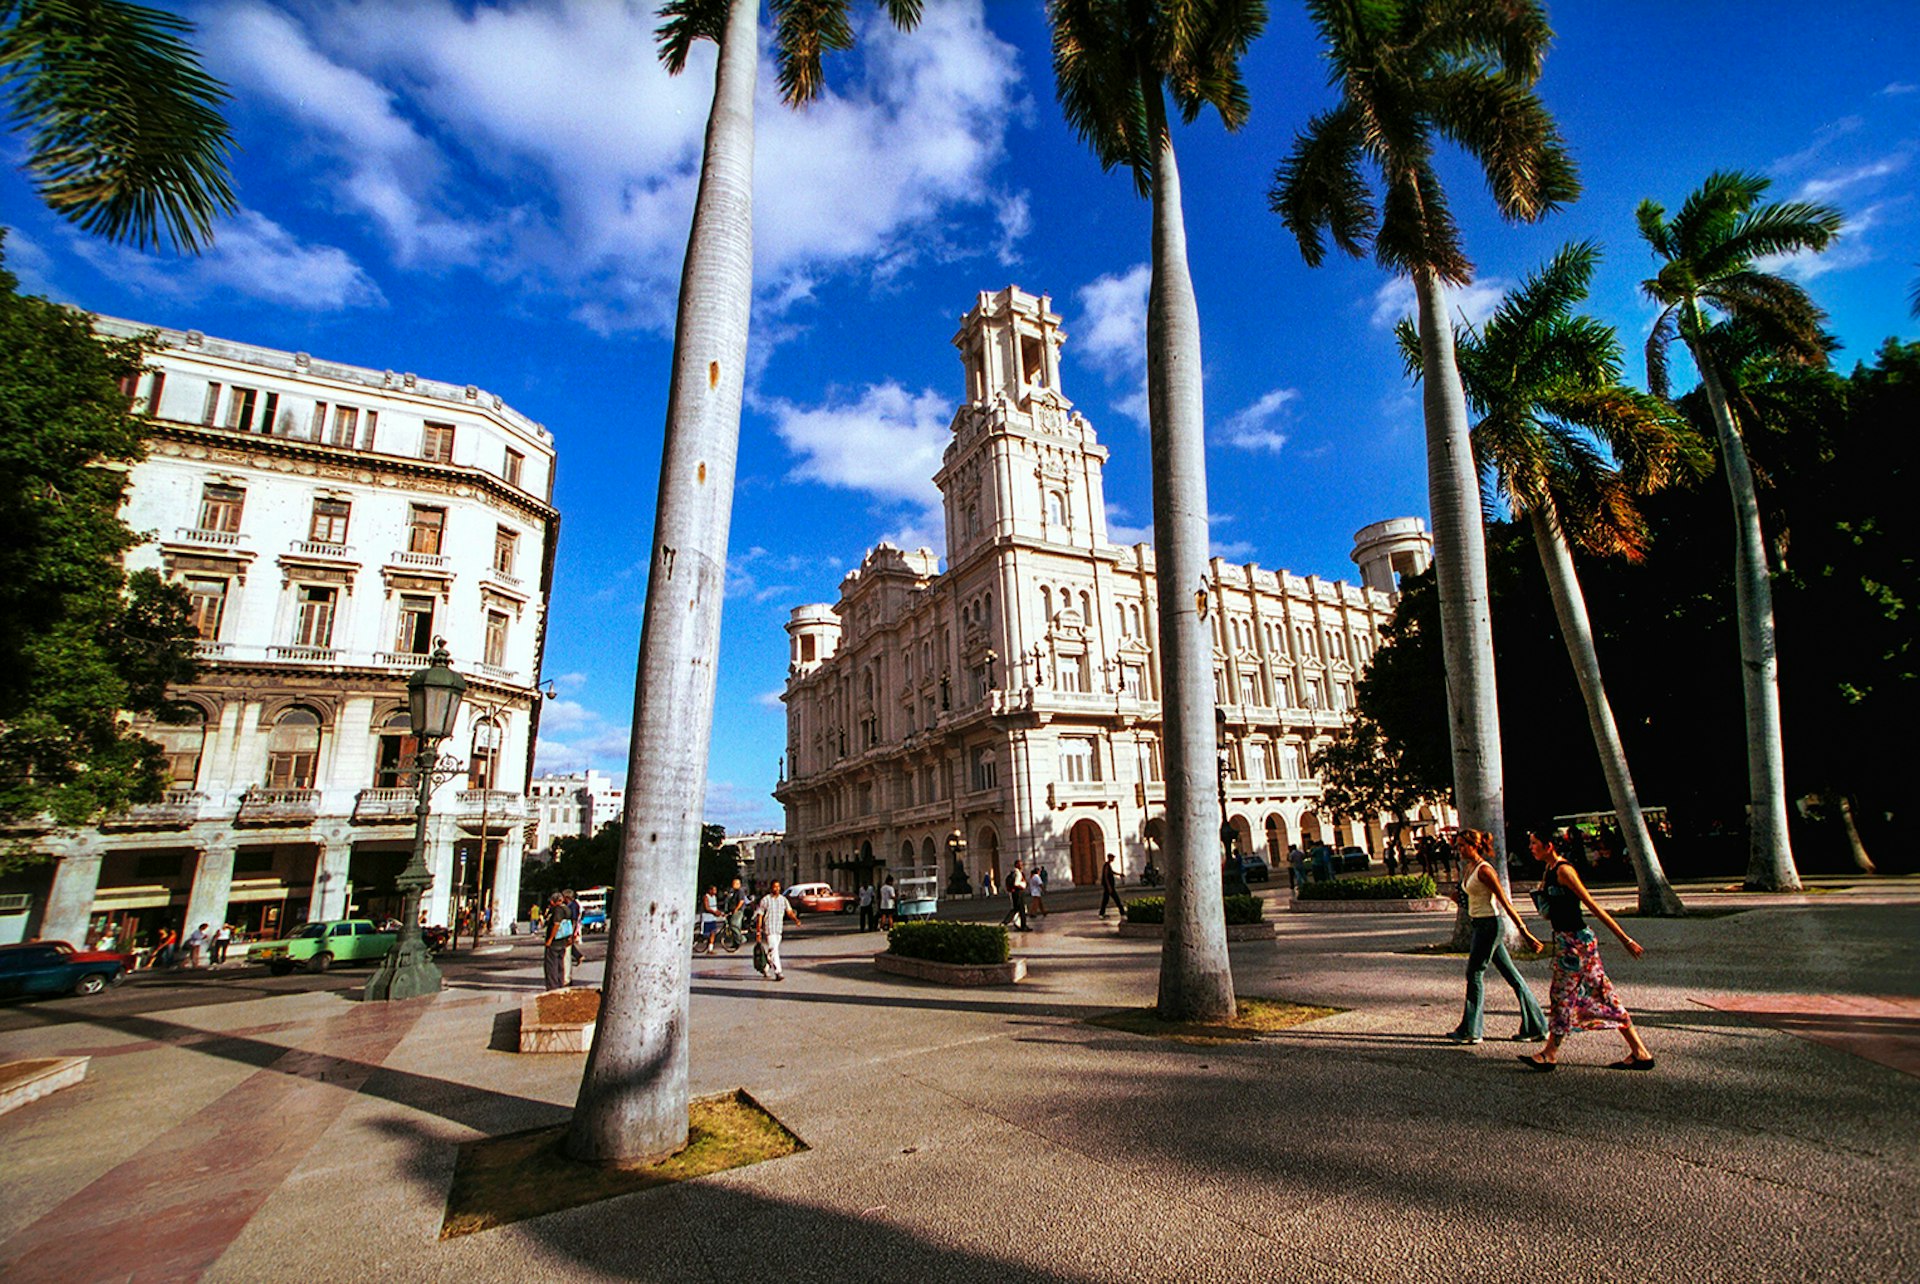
[374,710,419,788]
[1040,586,1052,625]
[266,707,322,789]
[1046,490,1065,526]
[470,716,503,790]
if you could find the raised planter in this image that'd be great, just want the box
[518,987,599,1053]
[1290,896,1453,914]
[1114,921,1278,940]
[0,1057,89,1117]
[874,952,1026,986]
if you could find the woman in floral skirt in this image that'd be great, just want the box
[1519,831,1656,1071]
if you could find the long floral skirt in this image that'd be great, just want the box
[1548,928,1632,1036]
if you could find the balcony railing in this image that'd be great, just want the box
[102,789,206,830]
[267,644,338,663]
[455,789,526,821]
[373,650,432,669]
[236,787,320,825]
[476,662,518,682]
[288,539,354,559]
[391,549,448,570]
[353,787,418,822]
[484,566,523,588]
[192,640,230,659]
[175,526,241,546]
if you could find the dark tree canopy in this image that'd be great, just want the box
[0,242,198,847]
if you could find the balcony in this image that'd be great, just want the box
[267,644,339,663]
[476,662,519,683]
[352,787,418,823]
[192,640,230,659]
[373,650,432,670]
[455,790,526,823]
[391,549,448,570]
[175,526,241,547]
[101,789,206,830]
[288,539,355,560]
[236,787,320,825]
[483,565,523,589]
[1048,780,1119,809]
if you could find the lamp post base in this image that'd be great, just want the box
[364,940,443,1001]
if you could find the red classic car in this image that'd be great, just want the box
[784,883,854,914]
[4,940,140,970]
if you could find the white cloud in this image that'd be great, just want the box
[993,192,1032,265]
[71,209,384,310]
[1105,503,1153,546]
[701,779,780,831]
[767,381,950,509]
[1221,387,1297,453]
[1074,263,1152,426]
[1756,201,1890,282]
[200,0,1026,335]
[1883,82,1918,96]
[755,690,786,709]
[1796,152,1912,201]
[1,229,58,296]
[1211,539,1257,561]
[1371,276,1505,330]
[1770,116,1865,175]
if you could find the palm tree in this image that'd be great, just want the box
[1,0,235,252]
[1638,172,1842,892]
[1414,241,1693,915]
[1272,0,1578,880]
[1050,0,1266,1022]
[569,0,920,1167]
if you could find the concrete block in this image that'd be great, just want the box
[517,987,598,1053]
[0,1057,90,1117]
[873,952,1027,986]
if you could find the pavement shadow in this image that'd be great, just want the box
[488,1008,521,1053]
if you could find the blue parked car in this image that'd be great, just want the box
[0,942,127,999]
[1236,850,1272,883]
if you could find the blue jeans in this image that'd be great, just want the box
[1459,916,1547,1039]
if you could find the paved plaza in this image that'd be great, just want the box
[1,878,1915,1283]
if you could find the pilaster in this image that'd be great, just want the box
[183,837,238,936]
[40,841,105,945]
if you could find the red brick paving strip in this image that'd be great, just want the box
[0,1001,429,1284]
[1693,993,1920,1077]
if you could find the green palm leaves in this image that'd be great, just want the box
[1271,0,1576,280]
[1050,0,1266,195]
[660,0,923,103]
[1,0,237,254]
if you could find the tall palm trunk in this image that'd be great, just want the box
[1687,324,1798,891]
[1143,82,1233,1023]
[1528,506,1685,915]
[568,0,758,1165]
[1413,269,1508,946]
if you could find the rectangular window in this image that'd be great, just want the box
[146,371,167,416]
[503,448,525,488]
[294,586,337,648]
[375,733,419,789]
[394,595,434,655]
[234,851,276,876]
[493,526,518,575]
[1120,663,1143,697]
[970,747,998,792]
[184,577,228,640]
[360,409,379,451]
[469,719,501,790]
[197,483,244,533]
[136,852,185,880]
[1145,739,1163,782]
[201,382,222,425]
[329,405,359,447]
[484,610,509,668]
[1060,737,1098,783]
[309,401,328,439]
[308,497,350,544]
[258,390,279,433]
[1282,744,1302,780]
[1054,654,1084,692]
[225,387,258,431]
[1239,671,1262,707]
[407,505,445,555]
[422,421,455,462]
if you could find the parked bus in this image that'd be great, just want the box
[575,886,609,934]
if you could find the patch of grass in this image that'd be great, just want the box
[440,1089,803,1238]
[1084,996,1340,1045]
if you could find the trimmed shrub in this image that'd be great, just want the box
[1297,874,1437,901]
[1123,895,1265,925]
[887,920,1009,966]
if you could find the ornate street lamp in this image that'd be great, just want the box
[1217,707,1250,897]
[945,828,971,895]
[365,642,466,1001]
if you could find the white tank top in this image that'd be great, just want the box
[1464,865,1498,918]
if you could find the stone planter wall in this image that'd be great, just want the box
[1113,921,1277,941]
[0,1057,89,1117]
[874,952,1026,986]
[1289,896,1454,914]
[518,987,598,1053]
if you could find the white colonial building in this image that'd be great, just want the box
[527,769,626,860]
[19,319,558,948]
[775,286,1438,894]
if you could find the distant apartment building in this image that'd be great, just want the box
[10,319,558,948]
[527,769,626,859]
[726,830,789,881]
[775,286,1443,894]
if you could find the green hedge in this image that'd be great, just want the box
[887,921,1010,965]
[1122,895,1265,926]
[1297,874,1437,901]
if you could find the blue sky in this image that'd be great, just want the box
[4,2,1915,831]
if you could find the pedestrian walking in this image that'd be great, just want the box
[1446,829,1548,1045]
[858,882,876,932]
[565,889,584,967]
[185,923,211,969]
[1028,865,1047,917]
[151,926,178,969]
[981,866,997,897]
[1287,844,1306,892]
[754,880,800,981]
[212,922,233,964]
[543,893,575,990]
[1098,854,1126,918]
[1519,832,1656,1072]
[878,875,897,930]
[1000,860,1029,930]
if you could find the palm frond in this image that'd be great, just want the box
[1432,0,1555,84]
[1163,0,1267,129]
[1695,199,1844,282]
[1269,105,1374,265]
[1377,156,1467,282]
[1644,305,1679,399]
[771,0,855,105]
[1706,270,1835,367]
[1050,0,1154,193]
[1635,197,1676,263]
[1427,67,1579,221]
[1667,170,1768,257]
[657,0,733,74]
[2,0,236,253]
[1392,314,1425,379]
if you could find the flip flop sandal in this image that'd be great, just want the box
[1607,1057,1656,1071]
[1515,1055,1556,1072]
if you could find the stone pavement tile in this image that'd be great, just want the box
[1694,993,1920,1077]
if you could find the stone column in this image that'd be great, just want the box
[489,823,525,935]
[182,838,237,941]
[424,818,457,927]
[311,841,351,922]
[40,841,105,945]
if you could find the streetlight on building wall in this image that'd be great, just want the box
[365,642,465,1001]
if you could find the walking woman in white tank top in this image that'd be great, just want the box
[1447,829,1548,1044]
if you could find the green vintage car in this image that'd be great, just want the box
[249,919,396,975]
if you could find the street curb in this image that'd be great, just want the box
[1112,921,1278,940]
[0,1057,89,1117]
[1289,897,1454,913]
[873,953,1027,985]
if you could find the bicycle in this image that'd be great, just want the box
[692,912,747,955]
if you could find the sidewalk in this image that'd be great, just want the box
[1,878,1915,1282]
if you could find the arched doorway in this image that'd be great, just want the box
[921,836,936,863]
[1069,818,1104,885]
[976,824,1001,889]
[900,839,915,865]
[1299,813,1323,845]
[1229,815,1254,860]
[1265,814,1287,860]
